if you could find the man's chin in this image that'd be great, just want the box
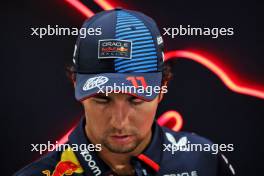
[106,146,136,153]
[103,140,139,153]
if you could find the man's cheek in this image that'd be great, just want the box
[140,106,157,121]
[136,111,154,129]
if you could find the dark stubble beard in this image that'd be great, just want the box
[101,128,143,153]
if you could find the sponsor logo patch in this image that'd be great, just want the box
[83,76,109,91]
[80,149,101,176]
[98,39,132,59]
[42,147,84,176]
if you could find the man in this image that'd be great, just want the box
[15,8,235,176]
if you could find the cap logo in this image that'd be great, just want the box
[98,39,132,59]
[157,36,163,45]
[83,76,109,91]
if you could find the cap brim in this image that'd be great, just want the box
[75,72,162,102]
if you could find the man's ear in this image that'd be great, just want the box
[158,81,168,103]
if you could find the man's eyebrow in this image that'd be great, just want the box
[93,94,110,99]
[127,95,144,101]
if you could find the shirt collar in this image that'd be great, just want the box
[137,122,164,172]
[68,117,164,175]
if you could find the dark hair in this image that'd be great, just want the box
[161,61,173,86]
[65,62,173,86]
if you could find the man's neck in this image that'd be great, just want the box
[85,125,152,175]
[98,151,135,175]
[98,132,151,175]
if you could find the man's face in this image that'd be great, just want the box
[82,93,162,154]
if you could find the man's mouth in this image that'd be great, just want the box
[110,135,134,144]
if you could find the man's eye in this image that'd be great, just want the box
[130,97,144,104]
[93,98,110,104]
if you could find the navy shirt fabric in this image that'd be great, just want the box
[14,118,235,176]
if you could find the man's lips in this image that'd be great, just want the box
[110,135,134,143]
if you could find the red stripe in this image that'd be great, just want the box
[137,154,160,172]
[165,50,264,100]
[65,0,95,18]
[94,0,115,10]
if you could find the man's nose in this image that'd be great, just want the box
[110,102,131,129]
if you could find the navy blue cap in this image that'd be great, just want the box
[73,8,165,101]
